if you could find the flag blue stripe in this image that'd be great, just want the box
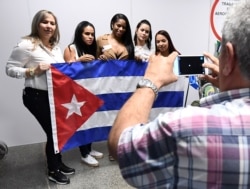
[52,60,147,79]
[96,91,184,111]
[61,127,111,152]
[154,91,184,107]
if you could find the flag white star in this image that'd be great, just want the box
[62,94,86,119]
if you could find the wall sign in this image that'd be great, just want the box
[209,0,240,54]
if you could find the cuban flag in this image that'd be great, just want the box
[47,60,188,153]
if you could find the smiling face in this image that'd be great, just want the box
[156,34,169,54]
[112,18,126,38]
[82,25,95,45]
[38,13,56,43]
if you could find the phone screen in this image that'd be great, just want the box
[174,55,205,75]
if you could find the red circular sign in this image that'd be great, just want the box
[210,0,240,41]
[210,0,221,41]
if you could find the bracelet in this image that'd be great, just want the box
[29,68,35,77]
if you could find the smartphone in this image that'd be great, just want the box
[173,55,208,76]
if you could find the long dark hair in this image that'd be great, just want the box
[154,30,180,55]
[134,19,152,50]
[110,13,134,59]
[69,21,97,58]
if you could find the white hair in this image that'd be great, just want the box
[221,0,250,80]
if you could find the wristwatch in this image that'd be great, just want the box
[136,78,158,99]
[29,68,35,77]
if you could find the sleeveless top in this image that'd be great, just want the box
[97,34,129,60]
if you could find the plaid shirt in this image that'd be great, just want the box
[117,88,250,189]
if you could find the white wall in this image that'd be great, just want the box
[0,0,211,147]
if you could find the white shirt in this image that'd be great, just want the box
[134,44,153,62]
[6,39,64,90]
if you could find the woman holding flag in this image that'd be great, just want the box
[133,19,153,62]
[5,10,75,185]
[153,30,180,57]
[96,13,134,60]
[64,21,104,167]
[96,13,135,161]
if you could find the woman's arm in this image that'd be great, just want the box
[64,46,76,63]
[96,36,103,58]
[6,41,30,78]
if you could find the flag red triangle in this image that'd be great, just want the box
[51,66,103,151]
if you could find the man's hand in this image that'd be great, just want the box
[200,52,219,88]
[145,52,179,89]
